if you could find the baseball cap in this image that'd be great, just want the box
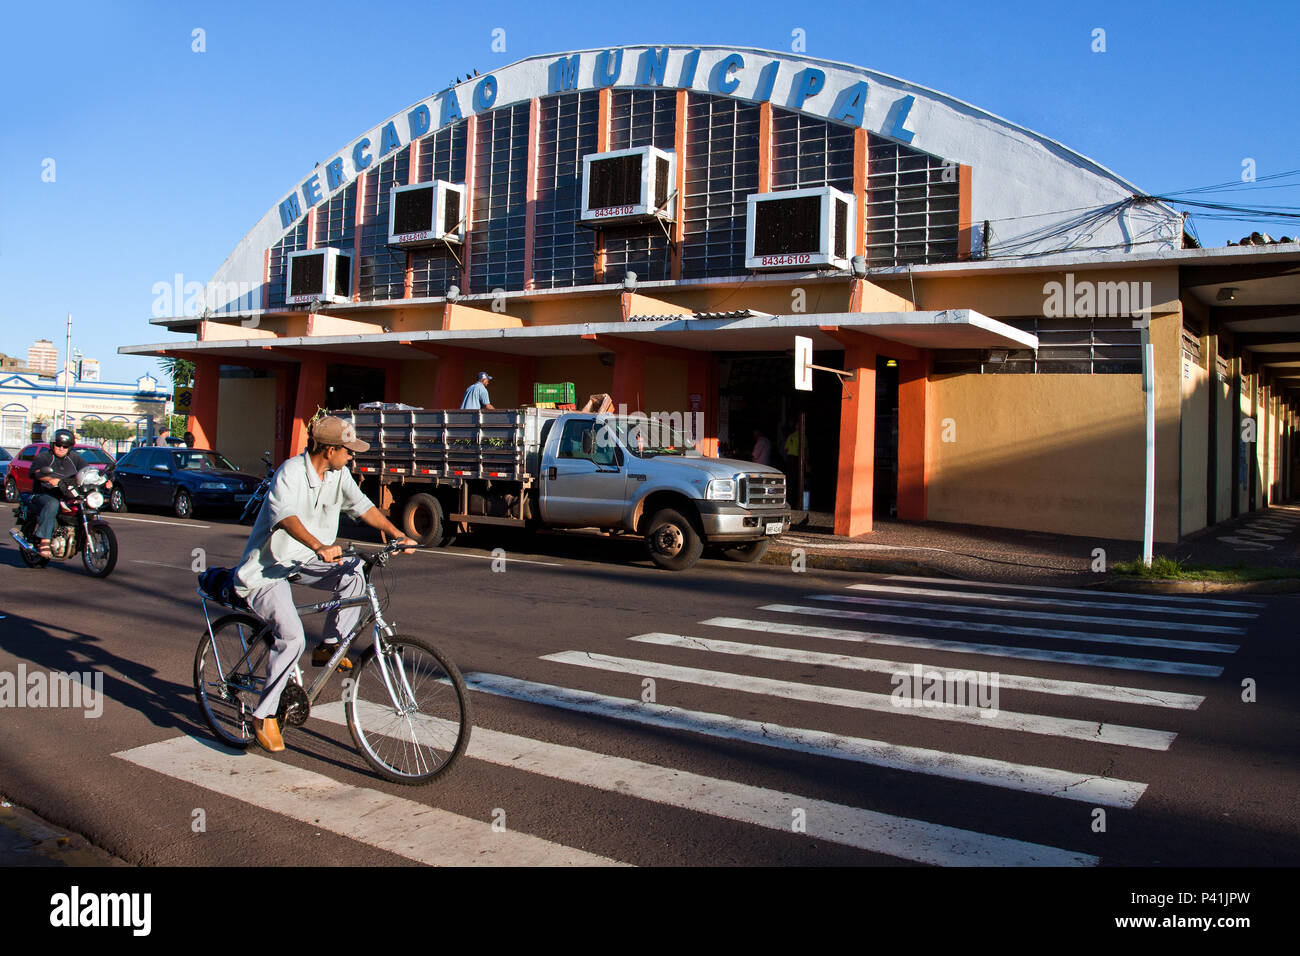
[312,416,370,453]
[477,371,492,381]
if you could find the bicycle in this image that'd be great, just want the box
[192,540,471,785]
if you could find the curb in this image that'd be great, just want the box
[762,544,951,577]
[0,799,130,868]
[1088,576,1300,595]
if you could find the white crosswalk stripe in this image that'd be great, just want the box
[115,735,624,866]
[701,616,1225,676]
[877,574,1266,609]
[842,582,1258,619]
[463,672,1149,808]
[538,651,1178,749]
[761,603,1241,653]
[627,633,1206,709]
[311,703,1096,866]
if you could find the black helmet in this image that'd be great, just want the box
[51,428,76,448]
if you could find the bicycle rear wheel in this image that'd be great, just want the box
[345,634,471,785]
[194,614,267,749]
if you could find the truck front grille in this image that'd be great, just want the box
[740,472,786,508]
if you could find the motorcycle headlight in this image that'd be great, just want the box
[86,491,104,509]
[706,478,737,501]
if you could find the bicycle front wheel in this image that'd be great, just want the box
[345,634,471,785]
[194,614,267,749]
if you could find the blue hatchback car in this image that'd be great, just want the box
[109,446,261,519]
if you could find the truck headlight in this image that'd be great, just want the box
[706,478,736,501]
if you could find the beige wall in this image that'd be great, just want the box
[644,356,688,413]
[1214,356,1233,523]
[398,359,439,408]
[1180,340,1209,536]
[928,312,1183,542]
[216,377,275,472]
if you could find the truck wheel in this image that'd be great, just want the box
[722,538,771,563]
[402,493,455,548]
[646,508,703,571]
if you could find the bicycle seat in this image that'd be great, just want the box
[198,567,251,611]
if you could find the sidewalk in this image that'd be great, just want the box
[761,503,1300,591]
[0,797,129,867]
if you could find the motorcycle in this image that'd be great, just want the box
[239,452,274,525]
[10,465,119,578]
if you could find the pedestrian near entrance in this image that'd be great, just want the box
[154,427,171,446]
[784,426,809,506]
[460,371,495,410]
[751,427,773,466]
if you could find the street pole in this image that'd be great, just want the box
[1140,325,1155,566]
[61,313,72,430]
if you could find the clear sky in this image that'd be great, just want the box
[1,0,1296,383]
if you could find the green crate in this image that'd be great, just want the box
[533,382,576,404]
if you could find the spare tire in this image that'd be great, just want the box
[401,493,456,548]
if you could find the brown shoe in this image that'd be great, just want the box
[253,717,284,753]
[312,644,353,671]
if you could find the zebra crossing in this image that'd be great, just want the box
[115,573,1260,867]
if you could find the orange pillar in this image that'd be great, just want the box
[896,352,930,521]
[186,356,220,451]
[687,355,717,456]
[833,344,876,536]
[288,356,327,457]
[612,349,646,412]
[434,354,467,410]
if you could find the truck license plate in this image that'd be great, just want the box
[765,521,783,535]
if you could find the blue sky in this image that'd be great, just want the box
[1,0,1296,383]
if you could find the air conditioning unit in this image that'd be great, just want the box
[745,186,855,271]
[286,248,352,305]
[581,146,675,224]
[389,181,467,247]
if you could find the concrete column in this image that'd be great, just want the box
[274,366,293,463]
[687,355,717,457]
[187,356,220,451]
[833,343,877,536]
[288,356,327,457]
[434,354,467,410]
[896,351,930,521]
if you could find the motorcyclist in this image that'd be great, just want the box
[29,429,112,559]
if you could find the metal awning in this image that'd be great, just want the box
[119,310,1037,363]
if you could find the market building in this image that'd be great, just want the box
[122,45,1300,542]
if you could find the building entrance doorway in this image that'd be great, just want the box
[326,364,386,411]
[717,351,842,511]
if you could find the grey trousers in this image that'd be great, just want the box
[248,556,366,720]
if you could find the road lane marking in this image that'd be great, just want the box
[762,604,1240,654]
[312,702,1096,866]
[813,594,1245,635]
[100,515,211,529]
[878,575,1266,609]
[628,633,1205,709]
[701,617,1223,677]
[540,652,1177,750]
[114,735,622,867]
[843,583,1257,620]
[463,673,1148,808]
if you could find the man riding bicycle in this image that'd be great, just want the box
[233,416,416,753]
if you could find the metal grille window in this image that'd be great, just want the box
[865,135,959,266]
[931,317,1141,375]
[411,123,469,298]
[469,103,529,294]
[771,108,854,191]
[359,148,411,301]
[266,219,309,309]
[1181,320,1204,366]
[534,92,599,290]
[603,90,678,285]
[682,93,760,279]
[314,184,355,250]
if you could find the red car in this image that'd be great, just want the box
[3,443,115,502]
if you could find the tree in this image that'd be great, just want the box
[78,420,134,441]
[158,357,195,389]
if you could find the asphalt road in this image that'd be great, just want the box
[1,500,1297,867]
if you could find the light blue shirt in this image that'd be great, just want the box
[460,381,491,409]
